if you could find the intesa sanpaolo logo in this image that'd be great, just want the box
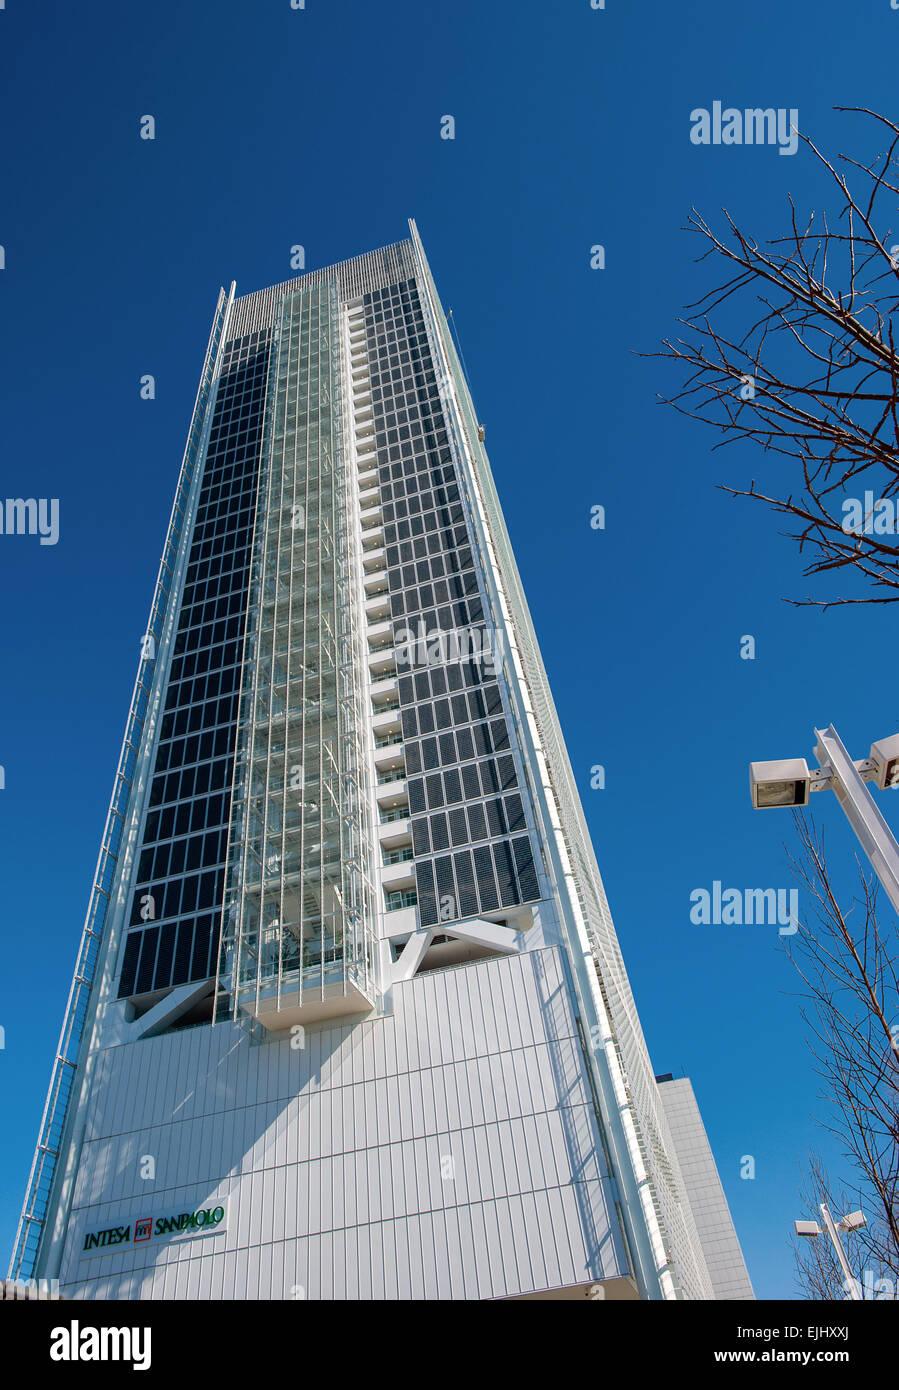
[81,1203,225,1254]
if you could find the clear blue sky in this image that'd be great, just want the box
[1,0,897,1300]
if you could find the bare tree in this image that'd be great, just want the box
[652,104,899,1297]
[786,815,899,1298]
[653,107,899,608]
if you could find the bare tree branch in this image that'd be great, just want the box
[785,815,899,1296]
[646,108,899,606]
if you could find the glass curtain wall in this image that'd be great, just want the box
[217,284,375,1022]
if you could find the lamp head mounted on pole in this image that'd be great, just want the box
[750,758,811,810]
[869,735,899,791]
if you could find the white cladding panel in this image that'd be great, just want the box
[58,947,631,1299]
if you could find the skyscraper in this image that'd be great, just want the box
[656,1076,754,1300]
[10,224,750,1301]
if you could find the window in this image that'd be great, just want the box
[118,340,269,1002]
[385,889,417,911]
[382,846,414,865]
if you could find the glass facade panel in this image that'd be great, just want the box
[216,284,375,1019]
[360,278,540,929]
[117,335,269,1001]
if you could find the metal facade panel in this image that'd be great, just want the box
[55,947,628,1299]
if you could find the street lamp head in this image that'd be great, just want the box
[869,734,899,791]
[750,759,811,810]
[794,1220,821,1238]
[839,1210,867,1233]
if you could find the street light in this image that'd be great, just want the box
[749,725,899,919]
[794,1203,867,1300]
[869,734,899,792]
[750,758,810,809]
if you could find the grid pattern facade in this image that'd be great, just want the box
[118,333,270,1000]
[217,283,376,1016]
[359,278,540,929]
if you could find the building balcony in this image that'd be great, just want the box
[373,739,404,766]
[372,711,402,745]
[370,680,399,709]
[368,651,397,680]
[375,778,407,807]
[362,547,386,572]
[385,888,418,913]
[382,843,414,866]
[363,573,389,598]
[376,764,406,787]
[366,619,392,646]
[378,813,410,847]
[238,970,374,1031]
[378,903,418,937]
[380,859,415,892]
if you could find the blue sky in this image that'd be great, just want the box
[1,0,898,1300]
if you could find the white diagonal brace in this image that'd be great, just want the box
[391,929,434,983]
[441,917,520,955]
[132,978,214,1039]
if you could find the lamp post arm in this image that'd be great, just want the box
[813,725,899,920]
[819,1202,862,1300]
